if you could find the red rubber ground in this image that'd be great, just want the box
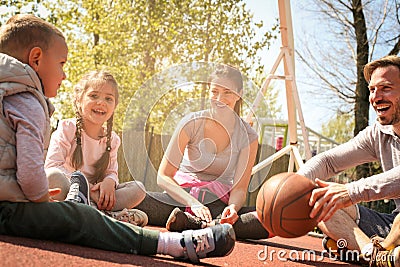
[0,226,360,267]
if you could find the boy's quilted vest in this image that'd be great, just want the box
[0,53,54,201]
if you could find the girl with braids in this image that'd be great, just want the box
[45,70,148,226]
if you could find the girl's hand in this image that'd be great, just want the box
[220,204,239,225]
[91,178,116,211]
[191,204,213,223]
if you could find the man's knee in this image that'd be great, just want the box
[342,205,358,221]
[317,206,359,235]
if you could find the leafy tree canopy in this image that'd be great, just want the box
[0,0,280,133]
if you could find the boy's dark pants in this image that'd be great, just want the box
[0,201,159,255]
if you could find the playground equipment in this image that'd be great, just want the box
[248,0,312,175]
[258,119,338,156]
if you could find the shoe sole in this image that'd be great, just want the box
[207,224,236,258]
[105,209,149,227]
[166,208,182,232]
[129,209,148,227]
[180,223,236,263]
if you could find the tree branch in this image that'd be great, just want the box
[370,0,389,58]
[388,36,400,55]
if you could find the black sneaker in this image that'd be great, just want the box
[65,171,90,205]
[179,223,236,263]
[166,207,204,232]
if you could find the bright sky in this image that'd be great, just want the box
[243,0,375,132]
[243,0,333,132]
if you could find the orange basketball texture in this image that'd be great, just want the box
[256,172,318,238]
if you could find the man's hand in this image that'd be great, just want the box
[309,179,353,222]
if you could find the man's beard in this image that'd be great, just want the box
[377,100,400,125]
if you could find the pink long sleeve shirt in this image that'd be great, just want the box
[45,118,120,185]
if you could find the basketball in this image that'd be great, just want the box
[256,172,319,238]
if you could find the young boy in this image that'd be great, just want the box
[0,14,235,263]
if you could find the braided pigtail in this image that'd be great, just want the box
[92,115,114,183]
[71,111,84,170]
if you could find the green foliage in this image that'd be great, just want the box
[321,112,356,183]
[360,199,396,214]
[321,111,354,144]
[1,0,280,132]
[0,1,43,23]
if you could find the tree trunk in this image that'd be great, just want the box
[352,0,370,179]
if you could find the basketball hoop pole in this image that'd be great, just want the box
[248,0,312,174]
